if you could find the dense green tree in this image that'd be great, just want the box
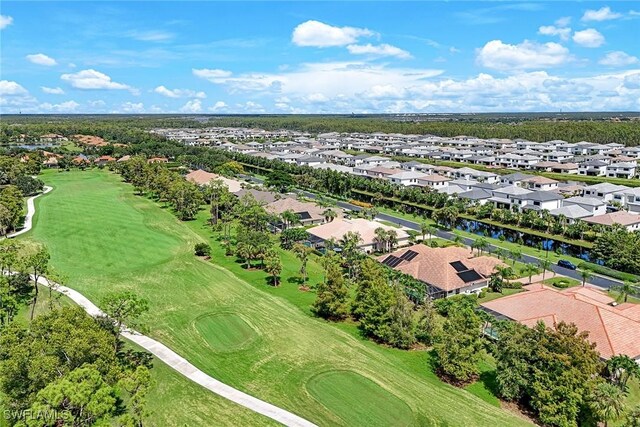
[118,365,152,427]
[26,366,118,427]
[101,292,149,349]
[0,307,117,413]
[433,308,483,384]
[312,254,349,320]
[0,185,24,234]
[493,321,604,427]
[265,170,294,192]
[14,175,44,197]
[279,227,308,250]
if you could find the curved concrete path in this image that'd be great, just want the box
[18,185,317,427]
[36,277,316,427]
[8,185,53,238]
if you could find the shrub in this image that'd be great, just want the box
[194,243,211,257]
[349,199,373,209]
[552,279,570,289]
[503,281,523,289]
[578,262,640,282]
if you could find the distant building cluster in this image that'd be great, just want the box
[154,127,640,231]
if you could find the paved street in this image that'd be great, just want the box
[243,175,624,289]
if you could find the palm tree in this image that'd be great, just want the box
[509,248,522,266]
[452,232,464,247]
[322,208,337,222]
[538,258,552,281]
[387,229,398,252]
[281,210,299,230]
[521,264,541,284]
[374,227,388,253]
[590,382,625,427]
[579,268,593,287]
[612,281,639,303]
[293,243,313,283]
[264,250,282,286]
[472,237,489,256]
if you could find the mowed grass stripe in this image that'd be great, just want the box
[27,170,531,427]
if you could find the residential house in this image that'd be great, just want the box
[379,244,506,299]
[481,284,640,360]
[306,218,409,253]
[563,196,608,216]
[583,211,640,232]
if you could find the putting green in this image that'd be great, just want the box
[307,371,413,427]
[195,313,258,352]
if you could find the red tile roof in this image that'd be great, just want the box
[482,284,640,359]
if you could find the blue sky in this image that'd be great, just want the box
[1,1,639,113]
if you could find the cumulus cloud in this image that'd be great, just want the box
[0,15,13,30]
[581,6,622,22]
[0,80,28,96]
[538,25,571,41]
[573,29,605,48]
[60,69,133,91]
[346,43,412,59]
[599,51,639,67]
[41,86,65,95]
[476,40,571,71]
[179,99,202,113]
[192,68,233,83]
[154,85,206,99]
[203,61,443,100]
[292,20,374,47]
[39,100,80,112]
[209,101,228,112]
[26,53,57,66]
[120,102,145,113]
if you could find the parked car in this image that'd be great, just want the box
[557,259,577,270]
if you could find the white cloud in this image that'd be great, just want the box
[26,53,57,66]
[205,61,443,100]
[581,6,622,22]
[192,68,233,83]
[476,40,571,71]
[303,93,329,103]
[0,80,28,96]
[120,102,145,113]
[573,29,605,48]
[555,16,572,27]
[209,101,228,111]
[154,85,206,99]
[60,69,133,91]
[346,43,412,59]
[538,25,571,41]
[41,86,65,95]
[0,15,13,30]
[39,100,80,112]
[292,20,374,47]
[363,84,407,100]
[126,30,174,42]
[599,51,639,67]
[179,99,202,113]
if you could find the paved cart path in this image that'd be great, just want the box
[16,184,317,427]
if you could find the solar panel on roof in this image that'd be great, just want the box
[401,250,418,261]
[457,270,484,283]
[297,211,312,220]
[382,255,403,268]
[450,261,468,272]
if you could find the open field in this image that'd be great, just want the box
[22,169,531,426]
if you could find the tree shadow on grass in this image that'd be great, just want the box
[287,276,304,285]
[478,369,500,397]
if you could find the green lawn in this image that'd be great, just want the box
[477,288,524,304]
[542,277,582,289]
[23,169,530,426]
